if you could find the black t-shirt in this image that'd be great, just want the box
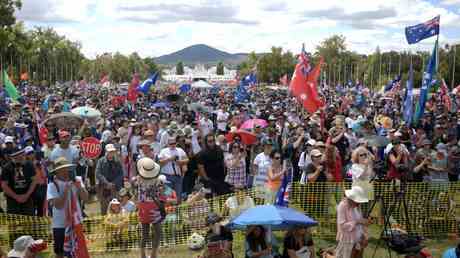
[282,234,313,258]
[334,136,350,161]
[305,163,327,182]
[197,147,225,182]
[0,161,35,198]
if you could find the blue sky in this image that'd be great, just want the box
[15,0,460,58]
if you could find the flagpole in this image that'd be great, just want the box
[452,44,457,89]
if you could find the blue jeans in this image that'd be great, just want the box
[165,175,183,204]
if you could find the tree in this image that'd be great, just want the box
[0,0,21,27]
[216,61,224,75]
[176,61,184,75]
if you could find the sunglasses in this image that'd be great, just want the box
[312,155,322,159]
[359,153,367,158]
[274,156,281,160]
[169,142,176,145]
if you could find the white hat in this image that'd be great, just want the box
[345,186,369,203]
[24,146,34,155]
[8,235,34,258]
[158,174,170,184]
[5,136,14,144]
[307,139,316,146]
[109,198,120,205]
[137,157,160,179]
[105,144,116,152]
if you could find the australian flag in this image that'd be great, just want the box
[405,15,440,44]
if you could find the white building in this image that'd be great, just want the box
[163,64,237,82]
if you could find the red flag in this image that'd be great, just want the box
[127,73,140,103]
[280,74,289,86]
[290,54,324,113]
[64,188,90,258]
[440,78,452,111]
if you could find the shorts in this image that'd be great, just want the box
[53,228,66,256]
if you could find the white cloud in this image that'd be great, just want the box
[14,0,460,58]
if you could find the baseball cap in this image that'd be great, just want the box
[24,146,34,155]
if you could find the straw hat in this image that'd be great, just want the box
[50,157,76,174]
[137,157,160,179]
[345,186,369,203]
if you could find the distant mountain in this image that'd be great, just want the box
[154,44,248,65]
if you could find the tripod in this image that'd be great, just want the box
[366,179,412,258]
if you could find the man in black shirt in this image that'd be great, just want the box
[0,148,38,215]
[197,134,230,195]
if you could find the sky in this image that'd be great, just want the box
[14,0,460,59]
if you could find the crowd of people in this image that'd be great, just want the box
[0,78,460,258]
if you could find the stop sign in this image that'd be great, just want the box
[80,137,102,159]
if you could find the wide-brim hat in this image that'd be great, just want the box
[50,157,76,174]
[345,186,369,203]
[137,157,160,179]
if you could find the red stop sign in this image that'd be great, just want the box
[80,137,102,159]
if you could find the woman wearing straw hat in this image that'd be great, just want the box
[335,186,369,258]
[134,157,163,258]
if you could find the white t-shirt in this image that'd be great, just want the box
[158,147,188,176]
[253,153,272,187]
[216,110,229,131]
[159,131,170,149]
[199,118,214,137]
[47,177,85,228]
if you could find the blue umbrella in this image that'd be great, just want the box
[227,205,317,231]
[151,102,169,108]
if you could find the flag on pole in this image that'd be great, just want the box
[64,187,90,258]
[127,73,140,103]
[274,165,292,207]
[405,15,440,44]
[290,45,325,114]
[138,72,159,94]
[440,78,452,111]
[403,62,414,125]
[2,70,20,102]
[414,40,438,123]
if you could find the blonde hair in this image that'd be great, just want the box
[351,146,369,164]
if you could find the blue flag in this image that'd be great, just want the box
[405,15,440,44]
[234,84,249,103]
[403,62,414,125]
[179,83,191,93]
[138,72,158,94]
[414,40,438,123]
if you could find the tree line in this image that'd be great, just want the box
[238,35,460,90]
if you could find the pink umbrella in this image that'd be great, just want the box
[240,119,268,130]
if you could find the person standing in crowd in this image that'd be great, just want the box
[49,130,79,166]
[252,140,273,193]
[158,136,188,203]
[197,134,229,196]
[216,106,229,134]
[387,139,410,180]
[47,157,88,258]
[349,147,374,196]
[305,149,332,182]
[135,157,163,258]
[1,149,38,215]
[335,186,369,258]
[95,144,124,215]
[24,146,47,217]
[414,139,433,182]
[118,188,136,213]
[265,150,285,204]
[224,142,247,190]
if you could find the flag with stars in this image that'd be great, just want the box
[405,15,440,44]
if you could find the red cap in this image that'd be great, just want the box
[58,130,71,139]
